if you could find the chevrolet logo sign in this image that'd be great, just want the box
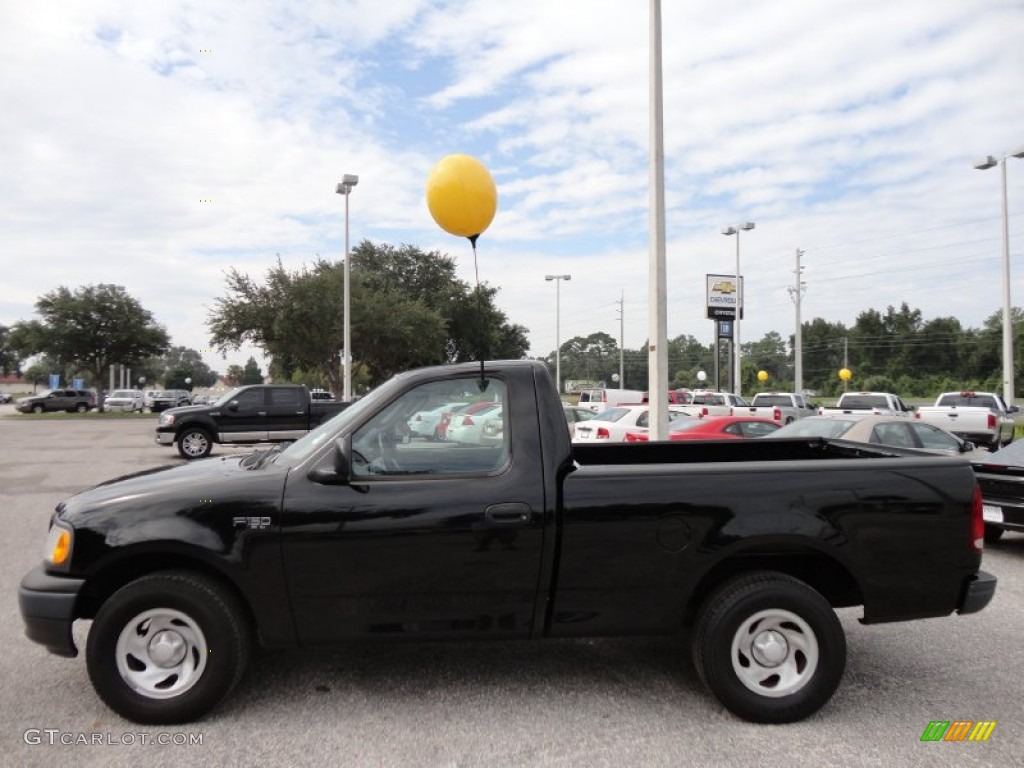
[712,281,736,293]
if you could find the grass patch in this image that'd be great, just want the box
[3,410,157,420]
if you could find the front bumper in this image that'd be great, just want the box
[155,428,175,446]
[18,565,86,657]
[957,570,997,615]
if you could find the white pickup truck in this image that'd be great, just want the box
[677,391,748,419]
[819,391,915,417]
[915,391,1017,451]
[736,392,816,425]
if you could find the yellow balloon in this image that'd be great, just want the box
[839,368,852,381]
[757,370,768,382]
[425,154,497,241]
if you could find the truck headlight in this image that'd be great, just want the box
[159,413,175,426]
[44,522,74,569]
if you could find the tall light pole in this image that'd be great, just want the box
[721,222,755,397]
[647,0,669,440]
[975,147,1024,407]
[545,274,571,394]
[788,249,806,393]
[336,173,358,401]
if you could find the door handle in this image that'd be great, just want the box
[258,411,267,416]
[485,503,532,524]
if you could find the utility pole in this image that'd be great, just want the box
[617,291,625,389]
[843,337,849,393]
[788,249,806,393]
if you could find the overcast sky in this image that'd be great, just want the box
[2,0,1023,379]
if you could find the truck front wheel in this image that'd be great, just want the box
[692,571,846,724]
[86,571,250,724]
[177,427,212,459]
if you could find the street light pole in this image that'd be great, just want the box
[545,274,571,394]
[721,222,755,397]
[975,148,1024,407]
[336,174,358,401]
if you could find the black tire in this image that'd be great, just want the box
[32,404,44,414]
[692,571,846,724]
[86,571,250,725]
[984,524,1005,544]
[177,427,213,459]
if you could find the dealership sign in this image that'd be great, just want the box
[706,273,744,319]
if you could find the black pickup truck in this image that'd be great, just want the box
[19,360,995,725]
[154,384,348,459]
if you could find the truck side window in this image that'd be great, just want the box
[351,377,510,478]
[269,388,302,408]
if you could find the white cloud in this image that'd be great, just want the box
[1,0,1022,386]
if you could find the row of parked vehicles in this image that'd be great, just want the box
[9,388,219,414]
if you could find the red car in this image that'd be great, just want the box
[624,415,780,442]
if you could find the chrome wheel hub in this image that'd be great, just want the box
[730,608,819,698]
[115,608,208,699]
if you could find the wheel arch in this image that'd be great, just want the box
[76,552,258,640]
[681,545,863,629]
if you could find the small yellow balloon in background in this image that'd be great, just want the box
[757,370,769,383]
[426,154,497,244]
[839,368,852,381]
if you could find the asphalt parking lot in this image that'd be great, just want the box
[1,410,1022,767]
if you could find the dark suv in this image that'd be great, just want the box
[149,390,192,412]
[16,389,96,414]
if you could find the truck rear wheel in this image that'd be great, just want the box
[692,571,846,723]
[177,427,212,459]
[86,571,250,724]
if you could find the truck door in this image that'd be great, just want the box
[280,373,547,643]
[216,387,269,442]
[266,386,308,439]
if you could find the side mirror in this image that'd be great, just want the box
[1011,406,1020,413]
[961,441,976,453]
[227,401,239,412]
[308,438,351,485]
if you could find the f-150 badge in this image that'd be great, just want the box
[233,516,272,529]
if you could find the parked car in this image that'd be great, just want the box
[191,394,211,405]
[16,389,96,414]
[573,404,692,443]
[0,393,13,404]
[18,359,995,726]
[143,390,159,410]
[407,401,467,440]
[435,403,472,441]
[769,414,975,456]
[563,404,598,437]
[971,439,1024,542]
[447,405,502,445]
[440,402,497,442]
[625,415,781,442]
[103,389,145,413]
[310,389,335,401]
[149,390,192,412]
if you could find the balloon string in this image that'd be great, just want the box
[470,235,486,390]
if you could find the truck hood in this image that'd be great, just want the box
[55,454,289,542]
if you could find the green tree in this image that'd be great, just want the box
[208,243,528,392]
[225,364,245,386]
[0,325,24,375]
[241,357,263,385]
[11,285,170,408]
[161,346,218,390]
